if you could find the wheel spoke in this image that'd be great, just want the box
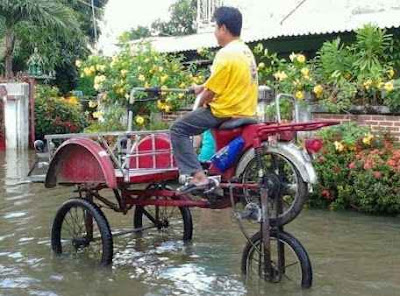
[142,208,159,225]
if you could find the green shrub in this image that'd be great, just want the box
[35,84,87,139]
[310,122,400,214]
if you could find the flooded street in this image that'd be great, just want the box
[0,150,399,296]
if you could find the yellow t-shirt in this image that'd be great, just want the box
[204,39,258,118]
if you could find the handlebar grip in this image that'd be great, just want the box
[143,87,161,95]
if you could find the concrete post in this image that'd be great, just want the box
[0,83,30,149]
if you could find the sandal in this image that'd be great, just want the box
[177,179,217,194]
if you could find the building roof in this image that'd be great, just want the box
[133,0,400,53]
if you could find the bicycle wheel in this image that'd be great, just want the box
[240,151,308,226]
[133,185,193,241]
[51,198,113,266]
[241,230,312,288]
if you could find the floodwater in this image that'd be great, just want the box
[0,150,399,296]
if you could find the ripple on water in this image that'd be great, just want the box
[3,212,27,219]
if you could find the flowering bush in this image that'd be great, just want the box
[254,44,318,101]
[254,24,399,113]
[310,122,400,214]
[76,42,208,131]
[35,85,87,139]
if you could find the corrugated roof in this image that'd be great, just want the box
[132,0,400,53]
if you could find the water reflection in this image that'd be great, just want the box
[0,150,399,296]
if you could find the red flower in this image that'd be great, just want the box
[348,162,356,169]
[372,171,382,179]
[387,159,397,167]
[321,189,331,199]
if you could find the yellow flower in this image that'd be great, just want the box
[120,69,128,77]
[94,75,106,84]
[75,60,82,68]
[135,116,145,126]
[258,62,265,69]
[178,93,184,99]
[144,82,150,88]
[313,84,324,98]
[93,83,100,90]
[161,74,169,83]
[163,104,171,113]
[96,64,106,72]
[363,79,373,90]
[301,67,309,76]
[295,90,304,100]
[334,141,344,152]
[158,66,164,72]
[138,74,145,82]
[90,65,96,72]
[362,133,374,145]
[88,100,97,108]
[92,111,103,119]
[384,81,394,92]
[179,82,186,88]
[66,96,79,105]
[289,52,297,62]
[157,100,165,110]
[273,71,287,81]
[83,67,92,76]
[387,68,395,79]
[296,54,306,63]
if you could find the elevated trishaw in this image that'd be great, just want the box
[29,87,338,288]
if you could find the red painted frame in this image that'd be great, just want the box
[45,120,339,210]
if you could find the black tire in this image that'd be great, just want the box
[240,152,308,226]
[241,230,312,288]
[133,186,193,241]
[51,198,113,266]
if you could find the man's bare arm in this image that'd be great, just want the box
[198,88,215,106]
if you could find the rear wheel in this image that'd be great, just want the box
[240,151,308,226]
[241,230,312,288]
[51,198,113,266]
[133,185,193,241]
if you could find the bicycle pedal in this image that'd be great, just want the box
[239,203,261,222]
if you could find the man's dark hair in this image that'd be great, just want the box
[213,6,242,37]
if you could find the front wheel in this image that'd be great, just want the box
[241,230,312,288]
[133,185,193,241]
[239,151,308,226]
[51,198,113,266]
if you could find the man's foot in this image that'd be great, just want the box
[177,178,217,194]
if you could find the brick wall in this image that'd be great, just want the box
[313,113,400,142]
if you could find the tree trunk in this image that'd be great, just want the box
[4,27,15,79]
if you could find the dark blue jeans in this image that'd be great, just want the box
[170,107,228,175]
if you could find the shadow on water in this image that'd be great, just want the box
[0,150,399,296]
